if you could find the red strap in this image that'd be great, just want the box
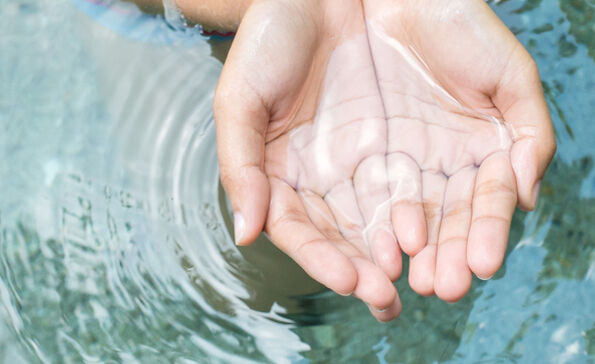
[201,29,236,38]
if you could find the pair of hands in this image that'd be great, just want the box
[214,0,556,322]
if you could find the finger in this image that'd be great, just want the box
[266,178,357,296]
[299,187,400,312]
[350,256,400,317]
[214,35,272,247]
[215,101,269,246]
[299,189,343,241]
[354,154,402,281]
[408,170,446,296]
[423,171,448,249]
[387,152,426,256]
[301,190,372,266]
[324,180,368,256]
[467,151,517,280]
[434,167,476,302]
[367,296,402,323]
[215,1,321,246]
[493,55,556,211]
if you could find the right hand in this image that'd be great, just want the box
[361,0,556,301]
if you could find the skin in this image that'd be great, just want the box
[125,0,250,30]
[216,0,403,322]
[362,0,556,301]
[135,0,556,321]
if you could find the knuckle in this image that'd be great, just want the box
[443,200,471,220]
[293,237,323,257]
[423,201,442,220]
[439,236,467,246]
[219,169,238,191]
[472,215,510,226]
[268,205,309,231]
[321,228,342,241]
[219,170,234,190]
[220,165,263,192]
[475,179,515,199]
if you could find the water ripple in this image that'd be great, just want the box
[1,0,594,363]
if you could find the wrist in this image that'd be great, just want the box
[175,0,254,32]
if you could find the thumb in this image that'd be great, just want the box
[215,0,320,245]
[214,23,271,246]
[493,53,556,211]
[215,78,270,246]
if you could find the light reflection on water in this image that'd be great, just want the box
[0,0,594,363]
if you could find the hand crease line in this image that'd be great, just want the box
[289,115,385,151]
[380,86,440,109]
[438,236,468,247]
[321,94,382,113]
[387,114,470,134]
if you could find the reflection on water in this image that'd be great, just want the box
[0,0,594,362]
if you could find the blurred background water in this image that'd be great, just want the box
[0,0,593,362]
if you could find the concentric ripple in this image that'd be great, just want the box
[0,0,315,362]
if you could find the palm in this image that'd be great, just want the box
[362,0,543,300]
[216,0,555,319]
[223,0,402,319]
[264,0,521,303]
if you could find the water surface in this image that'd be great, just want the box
[0,0,593,362]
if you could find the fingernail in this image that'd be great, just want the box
[478,274,494,281]
[532,180,542,206]
[234,212,245,245]
[368,304,387,313]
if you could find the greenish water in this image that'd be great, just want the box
[0,0,593,363]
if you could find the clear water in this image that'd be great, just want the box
[0,0,593,362]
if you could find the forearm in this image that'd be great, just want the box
[177,0,253,31]
[126,0,253,31]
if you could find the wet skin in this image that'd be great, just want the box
[214,0,556,321]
